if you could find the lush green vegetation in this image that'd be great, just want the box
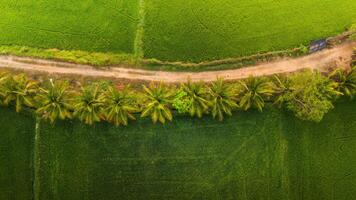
[0,45,136,66]
[0,100,352,199]
[0,107,34,200]
[0,0,355,64]
[0,0,140,54]
[0,68,355,127]
[143,0,356,62]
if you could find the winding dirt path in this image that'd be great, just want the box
[0,42,354,83]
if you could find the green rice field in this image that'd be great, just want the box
[0,0,355,62]
[1,100,356,199]
[0,0,140,53]
[0,108,34,200]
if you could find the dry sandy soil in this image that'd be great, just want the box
[0,42,354,83]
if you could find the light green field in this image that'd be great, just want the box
[0,0,355,64]
[0,0,140,53]
[143,0,356,62]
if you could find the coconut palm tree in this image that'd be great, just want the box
[207,78,238,121]
[73,84,104,125]
[180,79,209,118]
[328,67,356,99]
[237,77,275,112]
[35,79,73,123]
[102,85,138,126]
[272,75,290,107]
[0,74,38,112]
[140,82,175,124]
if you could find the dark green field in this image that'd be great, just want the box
[0,108,34,200]
[37,100,356,199]
[0,100,355,199]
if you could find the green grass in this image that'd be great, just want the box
[0,108,35,200]
[35,100,356,199]
[0,0,140,54]
[0,45,136,66]
[0,0,355,64]
[0,101,355,199]
[143,0,356,62]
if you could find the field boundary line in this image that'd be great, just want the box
[134,0,147,59]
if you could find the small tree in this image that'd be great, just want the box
[73,84,104,125]
[207,78,238,121]
[277,70,341,122]
[237,77,275,112]
[36,79,73,123]
[0,74,38,112]
[140,82,175,124]
[102,85,138,126]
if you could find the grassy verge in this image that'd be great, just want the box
[0,45,136,66]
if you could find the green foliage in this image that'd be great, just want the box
[73,84,104,125]
[177,80,210,117]
[0,74,38,112]
[277,70,341,122]
[140,82,175,124]
[0,45,136,66]
[172,90,191,114]
[237,77,275,112]
[0,69,354,125]
[328,67,356,99]
[207,79,238,121]
[102,86,138,126]
[35,79,73,123]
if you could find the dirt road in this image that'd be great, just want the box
[0,42,354,83]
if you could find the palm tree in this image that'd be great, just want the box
[35,79,73,123]
[328,67,356,99]
[272,75,290,107]
[102,85,138,126]
[0,74,38,112]
[180,79,209,118]
[207,78,238,121]
[140,82,175,124]
[237,77,275,112]
[73,84,104,125]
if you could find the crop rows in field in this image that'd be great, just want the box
[2,100,356,199]
[0,0,355,63]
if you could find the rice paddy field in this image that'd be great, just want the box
[0,0,355,63]
[0,0,140,53]
[1,100,356,199]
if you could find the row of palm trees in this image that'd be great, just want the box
[0,66,355,126]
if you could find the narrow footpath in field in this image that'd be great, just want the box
[0,42,354,83]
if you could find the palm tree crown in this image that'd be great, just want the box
[73,84,104,125]
[140,82,175,124]
[0,74,38,112]
[238,77,275,112]
[180,80,209,118]
[207,78,238,121]
[102,85,138,126]
[35,79,73,123]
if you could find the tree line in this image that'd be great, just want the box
[0,67,355,126]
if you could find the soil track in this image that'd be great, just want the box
[0,42,354,83]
